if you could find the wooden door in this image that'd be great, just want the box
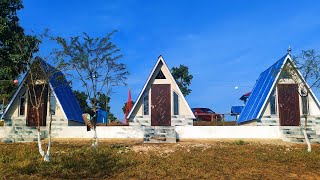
[151,84,171,126]
[27,85,48,126]
[278,84,300,126]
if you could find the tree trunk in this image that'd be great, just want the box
[44,107,53,162]
[303,114,311,152]
[36,109,45,157]
[92,128,98,147]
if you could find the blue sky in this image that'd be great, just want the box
[19,0,320,120]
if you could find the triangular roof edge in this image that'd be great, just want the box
[128,55,195,119]
[2,74,28,119]
[48,83,68,120]
[239,53,320,124]
[287,55,320,109]
[255,54,290,118]
[257,54,320,119]
[237,54,288,124]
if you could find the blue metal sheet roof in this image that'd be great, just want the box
[237,54,288,124]
[41,60,84,123]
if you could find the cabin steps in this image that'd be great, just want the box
[280,126,320,144]
[2,119,46,142]
[143,126,176,143]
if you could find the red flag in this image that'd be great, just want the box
[124,89,132,124]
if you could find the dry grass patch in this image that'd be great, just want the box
[1,139,320,179]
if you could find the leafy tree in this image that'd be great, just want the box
[122,101,134,114]
[289,49,320,152]
[293,49,320,89]
[95,93,117,122]
[73,90,89,112]
[73,90,118,122]
[15,30,65,162]
[0,0,38,108]
[171,64,193,96]
[53,31,128,146]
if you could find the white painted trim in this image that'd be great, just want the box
[128,56,161,118]
[172,90,179,115]
[256,54,320,118]
[49,84,68,120]
[257,54,290,118]
[18,91,26,117]
[2,72,29,119]
[128,56,195,119]
[287,56,320,109]
[162,57,195,118]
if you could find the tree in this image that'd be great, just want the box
[171,64,193,96]
[122,101,134,114]
[95,93,117,122]
[53,31,128,147]
[0,0,38,109]
[289,49,320,152]
[73,90,118,122]
[73,90,89,112]
[15,30,65,162]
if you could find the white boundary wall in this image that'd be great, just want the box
[0,126,281,139]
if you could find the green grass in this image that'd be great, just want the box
[1,140,320,179]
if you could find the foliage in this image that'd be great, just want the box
[234,139,245,145]
[1,140,320,179]
[53,31,129,120]
[293,49,320,90]
[73,90,117,121]
[73,90,89,112]
[171,64,193,96]
[122,100,134,114]
[0,0,38,106]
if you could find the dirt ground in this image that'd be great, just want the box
[1,139,320,179]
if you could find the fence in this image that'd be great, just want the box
[0,126,281,140]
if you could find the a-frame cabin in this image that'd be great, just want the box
[237,52,320,143]
[128,56,195,143]
[1,59,84,142]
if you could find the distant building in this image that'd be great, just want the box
[240,92,251,105]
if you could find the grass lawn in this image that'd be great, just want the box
[1,139,320,179]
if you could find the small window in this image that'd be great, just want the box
[155,70,166,79]
[270,90,277,115]
[173,92,179,115]
[281,70,291,79]
[301,90,309,115]
[49,92,56,115]
[19,92,26,116]
[143,94,149,115]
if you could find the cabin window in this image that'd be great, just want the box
[173,91,179,115]
[301,90,309,115]
[155,70,166,79]
[281,70,291,79]
[143,93,149,115]
[49,91,56,115]
[270,90,277,115]
[19,92,26,116]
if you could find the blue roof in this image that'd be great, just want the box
[231,106,244,115]
[41,60,84,123]
[237,54,288,124]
